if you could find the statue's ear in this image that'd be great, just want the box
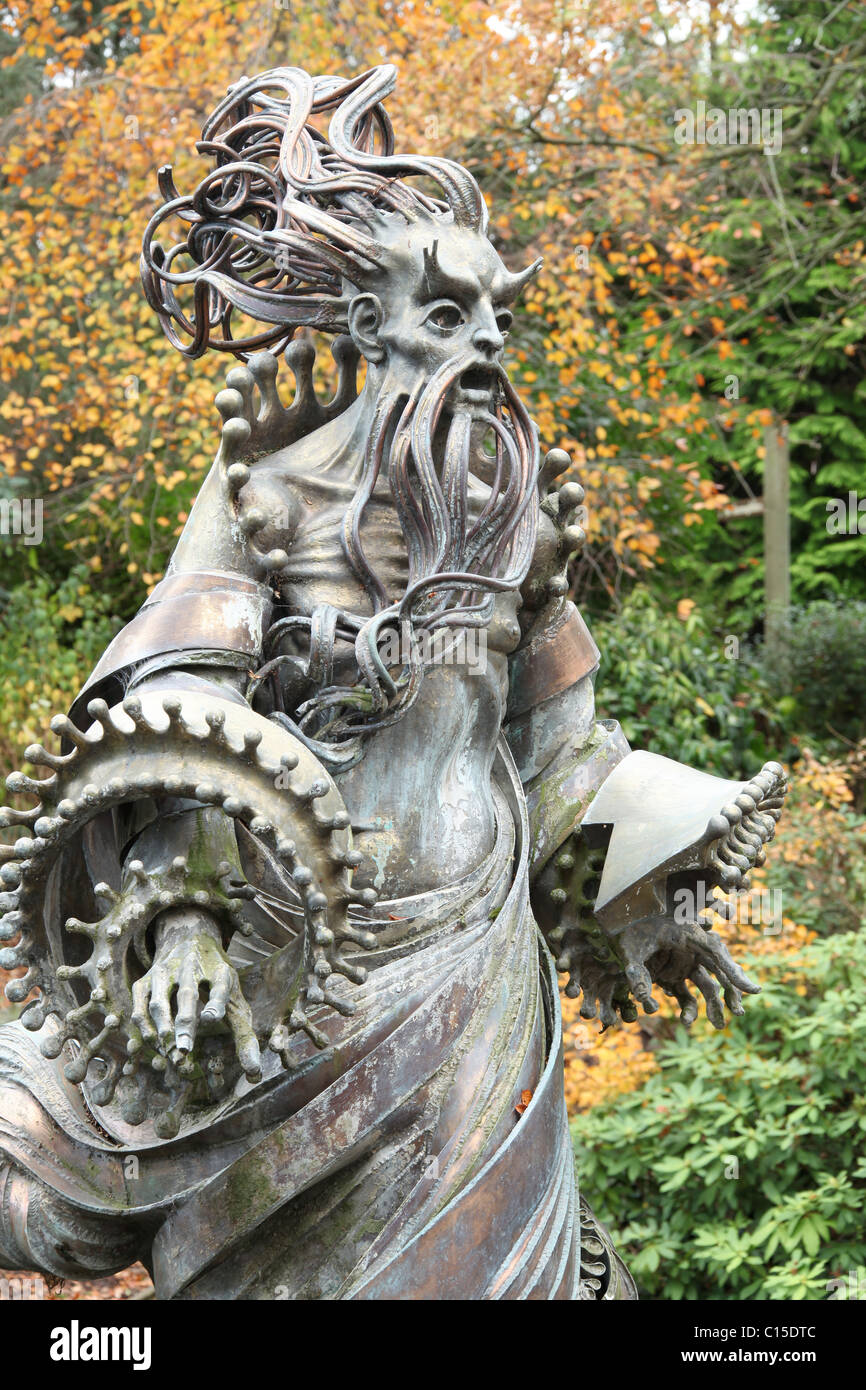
[347,293,385,363]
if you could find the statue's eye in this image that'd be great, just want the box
[425,302,464,332]
[495,309,513,335]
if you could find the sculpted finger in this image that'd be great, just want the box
[125,1018,145,1057]
[147,969,174,1043]
[723,983,745,1016]
[617,993,639,1023]
[688,925,760,995]
[174,957,201,1053]
[667,981,699,1027]
[575,959,611,1021]
[200,964,232,1025]
[131,977,157,1044]
[690,964,726,1029]
[596,978,619,1031]
[226,987,262,1081]
[625,961,658,1014]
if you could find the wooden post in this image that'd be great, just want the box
[763,421,790,667]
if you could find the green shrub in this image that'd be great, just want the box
[572,932,866,1300]
[763,600,866,747]
[592,587,786,779]
[0,566,121,777]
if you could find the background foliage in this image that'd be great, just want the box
[572,927,866,1300]
[0,0,864,1300]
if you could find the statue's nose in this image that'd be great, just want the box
[472,324,505,356]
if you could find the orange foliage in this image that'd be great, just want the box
[1,0,753,601]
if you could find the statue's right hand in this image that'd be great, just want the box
[130,906,261,1082]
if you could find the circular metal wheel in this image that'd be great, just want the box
[0,690,375,1130]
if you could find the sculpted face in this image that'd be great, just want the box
[347,221,518,412]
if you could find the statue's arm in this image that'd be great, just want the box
[505,473,787,1030]
[504,595,623,873]
[70,386,303,1077]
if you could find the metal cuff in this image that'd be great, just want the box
[506,600,600,721]
[79,569,273,700]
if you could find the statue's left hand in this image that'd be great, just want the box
[130,906,262,1081]
[610,906,760,1029]
[557,873,760,1030]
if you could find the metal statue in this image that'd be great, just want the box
[0,65,787,1300]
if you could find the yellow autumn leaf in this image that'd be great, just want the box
[57,603,84,622]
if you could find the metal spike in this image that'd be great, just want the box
[226,462,251,496]
[214,385,245,421]
[86,698,112,728]
[205,707,226,733]
[6,770,56,798]
[161,695,184,724]
[219,417,252,463]
[6,968,38,1003]
[0,805,40,828]
[49,713,89,748]
[0,911,24,941]
[24,743,72,772]
[240,507,266,536]
[261,549,289,573]
[122,694,144,722]
[20,1000,48,1032]
[40,1028,69,1060]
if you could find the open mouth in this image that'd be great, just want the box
[458,365,497,396]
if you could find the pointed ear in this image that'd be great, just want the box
[347,293,385,362]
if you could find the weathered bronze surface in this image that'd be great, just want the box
[0,64,786,1299]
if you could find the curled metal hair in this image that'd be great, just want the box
[140,64,490,357]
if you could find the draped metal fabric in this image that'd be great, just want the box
[0,741,617,1300]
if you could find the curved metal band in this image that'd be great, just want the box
[79,570,274,700]
[506,600,600,721]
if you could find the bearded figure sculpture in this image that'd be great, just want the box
[0,66,787,1300]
